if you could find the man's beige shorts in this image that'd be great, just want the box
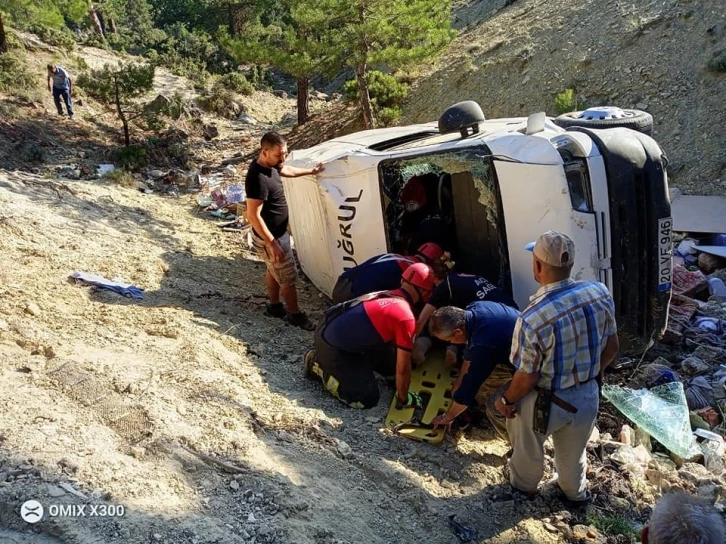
[251,231,298,288]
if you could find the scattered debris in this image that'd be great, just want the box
[97,164,115,176]
[69,271,144,299]
[448,515,478,542]
[24,302,41,316]
[179,444,248,474]
[602,383,701,458]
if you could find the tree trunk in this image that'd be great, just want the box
[297,76,309,125]
[227,2,236,37]
[114,77,130,146]
[355,64,374,130]
[96,10,107,36]
[121,116,130,147]
[108,18,117,34]
[0,13,7,54]
[89,8,105,38]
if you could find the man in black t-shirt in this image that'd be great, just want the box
[245,131,323,330]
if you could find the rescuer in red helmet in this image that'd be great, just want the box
[303,263,435,408]
[331,243,444,304]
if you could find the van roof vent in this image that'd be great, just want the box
[438,100,486,138]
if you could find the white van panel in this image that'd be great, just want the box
[283,162,388,297]
[486,134,563,166]
[495,161,600,310]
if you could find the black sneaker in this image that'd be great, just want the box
[286,312,315,331]
[561,488,592,507]
[264,302,287,318]
[452,411,473,431]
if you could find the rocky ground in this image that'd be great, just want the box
[407,0,726,196]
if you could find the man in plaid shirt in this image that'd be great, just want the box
[490,230,619,503]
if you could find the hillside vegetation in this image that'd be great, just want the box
[405,0,726,195]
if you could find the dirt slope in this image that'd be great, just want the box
[0,169,584,544]
[405,0,726,196]
[0,25,700,544]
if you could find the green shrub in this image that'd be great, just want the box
[72,55,89,71]
[113,145,148,171]
[377,106,402,127]
[0,101,22,118]
[248,65,270,91]
[83,33,108,49]
[555,88,584,115]
[198,88,241,118]
[102,169,137,187]
[0,53,37,93]
[216,72,254,95]
[587,513,639,541]
[143,49,160,63]
[707,50,726,72]
[167,91,187,120]
[29,25,77,50]
[343,71,408,127]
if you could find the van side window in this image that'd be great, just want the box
[563,157,593,212]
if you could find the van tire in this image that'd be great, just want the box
[554,109,653,135]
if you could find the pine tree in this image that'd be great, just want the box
[329,0,455,129]
[0,12,7,53]
[78,62,155,146]
[224,0,334,125]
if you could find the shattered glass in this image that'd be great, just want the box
[602,382,701,459]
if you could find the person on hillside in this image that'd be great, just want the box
[427,302,519,434]
[640,491,724,543]
[47,64,74,119]
[304,263,435,408]
[245,131,323,330]
[331,242,444,304]
[489,231,619,504]
[412,254,518,366]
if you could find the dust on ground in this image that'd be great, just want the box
[0,167,596,544]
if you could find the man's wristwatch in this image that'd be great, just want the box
[500,394,513,406]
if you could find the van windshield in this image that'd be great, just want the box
[378,147,512,295]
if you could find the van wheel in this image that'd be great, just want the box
[554,107,653,135]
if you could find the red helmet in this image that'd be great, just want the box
[401,176,427,212]
[416,242,444,263]
[402,262,435,299]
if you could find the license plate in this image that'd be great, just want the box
[657,217,672,292]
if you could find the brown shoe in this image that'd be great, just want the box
[303,349,317,380]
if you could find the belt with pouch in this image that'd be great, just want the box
[535,376,598,415]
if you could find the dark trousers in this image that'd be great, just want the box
[331,277,354,304]
[53,87,74,117]
[313,316,395,408]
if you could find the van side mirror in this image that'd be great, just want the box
[526,112,546,135]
